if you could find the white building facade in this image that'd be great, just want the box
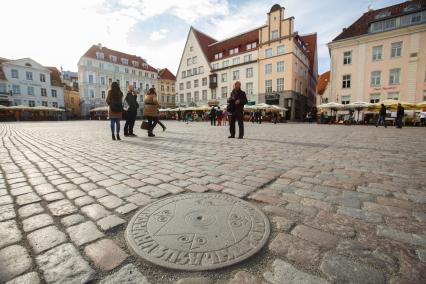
[78,44,158,116]
[0,58,64,108]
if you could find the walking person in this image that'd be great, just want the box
[124,85,139,137]
[396,103,404,129]
[106,82,123,140]
[376,104,387,128]
[143,88,160,137]
[210,107,216,126]
[227,81,248,139]
[217,107,223,126]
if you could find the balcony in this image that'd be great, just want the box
[209,74,218,89]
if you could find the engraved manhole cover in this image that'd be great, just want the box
[125,193,270,271]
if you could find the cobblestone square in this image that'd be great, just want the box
[0,121,425,283]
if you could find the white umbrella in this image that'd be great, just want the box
[346,101,371,123]
[317,102,344,109]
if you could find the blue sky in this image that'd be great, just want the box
[0,0,403,75]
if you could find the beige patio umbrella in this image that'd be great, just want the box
[371,99,416,110]
[416,101,426,108]
[346,101,371,122]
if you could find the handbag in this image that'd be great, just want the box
[140,120,149,130]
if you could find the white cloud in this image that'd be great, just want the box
[149,29,169,41]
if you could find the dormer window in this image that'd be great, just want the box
[229,48,239,55]
[246,42,257,50]
[96,52,104,60]
[109,55,117,63]
[404,3,420,12]
[214,52,223,60]
[25,63,32,67]
[121,58,128,65]
[375,11,391,19]
[132,61,139,67]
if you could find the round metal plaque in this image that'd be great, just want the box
[125,193,270,271]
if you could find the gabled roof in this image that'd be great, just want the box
[192,27,217,61]
[46,67,63,87]
[333,0,426,41]
[82,45,157,72]
[158,68,176,81]
[300,33,317,73]
[317,71,330,95]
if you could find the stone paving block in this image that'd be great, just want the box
[228,271,261,284]
[42,192,65,202]
[57,183,78,191]
[125,193,153,206]
[79,182,98,191]
[10,186,32,196]
[99,263,149,284]
[176,277,213,284]
[337,207,383,223]
[84,239,129,271]
[51,178,68,186]
[320,253,385,284]
[286,202,317,216]
[263,205,301,221]
[22,213,54,232]
[67,221,104,246]
[16,192,41,206]
[122,178,146,188]
[187,184,209,193]
[27,226,67,254]
[97,215,126,231]
[291,224,338,249]
[158,183,185,194]
[61,214,86,227]
[376,225,426,247]
[34,184,56,196]
[5,271,40,284]
[66,189,86,199]
[171,180,192,187]
[81,204,110,220]
[0,245,32,282]
[272,216,295,232]
[99,195,124,209]
[138,185,170,198]
[74,196,95,207]
[115,203,138,214]
[357,186,390,196]
[363,202,411,218]
[88,188,109,198]
[19,203,44,218]
[295,189,326,200]
[36,243,95,283]
[0,220,22,248]
[48,199,77,216]
[417,249,426,262]
[141,177,162,185]
[413,211,426,222]
[264,258,329,284]
[0,204,15,222]
[301,198,334,212]
[106,184,136,198]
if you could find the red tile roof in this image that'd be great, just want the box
[46,67,63,87]
[158,68,176,81]
[192,27,218,61]
[333,0,426,41]
[317,71,330,95]
[82,45,158,72]
[207,28,259,62]
[300,33,317,73]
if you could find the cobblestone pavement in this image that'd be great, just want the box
[0,121,425,284]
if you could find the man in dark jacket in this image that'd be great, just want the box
[124,85,139,136]
[396,103,404,128]
[227,81,248,139]
[210,107,216,126]
[376,104,387,128]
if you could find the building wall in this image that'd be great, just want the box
[157,79,176,108]
[64,89,80,118]
[78,56,157,116]
[329,23,426,104]
[1,59,64,108]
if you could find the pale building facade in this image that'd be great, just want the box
[78,44,158,116]
[0,57,64,108]
[176,4,317,120]
[157,68,177,108]
[328,1,426,105]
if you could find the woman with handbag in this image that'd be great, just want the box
[106,81,123,140]
[143,88,160,137]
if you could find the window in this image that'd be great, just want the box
[246,83,253,95]
[277,78,284,92]
[265,80,272,93]
[96,52,104,60]
[233,70,240,80]
[232,57,240,65]
[26,71,33,80]
[86,60,92,66]
[192,57,197,64]
[265,64,272,75]
[190,46,194,52]
[186,93,191,102]
[187,69,192,76]
[389,68,400,85]
[202,90,207,101]
[211,89,217,99]
[370,93,380,103]
[342,75,351,89]
[187,58,192,66]
[202,77,207,86]
[265,48,272,58]
[341,95,351,105]
[99,63,104,70]
[41,88,47,96]
[132,61,139,67]
[161,85,164,92]
[179,94,184,102]
[194,79,199,88]
[370,71,381,86]
[114,66,119,72]
[100,77,105,85]
[179,83,184,90]
[271,30,279,40]
[214,53,223,60]
[101,91,105,99]
[194,91,199,102]
[391,42,402,58]
[27,86,34,96]
[89,90,94,98]
[52,102,58,108]
[110,55,117,62]
[51,89,57,98]
[12,85,20,94]
[375,11,391,19]
[0,83,5,93]
[121,58,128,65]
[372,46,383,61]
[343,51,352,65]
[125,68,129,73]
[221,73,227,83]
[145,84,149,90]
[88,75,94,84]
[229,48,238,55]
[222,60,229,68]
[246,42,256,50]
[423,90,426,101]
[277,61,285,72]
[40,74,46,82]
[29,100,35,107]
[193,67,197,76]
[182,71,186,78]
[11,69,18,78]
[42,101,48,107]
[212,63,219,70]
[186,81,191,89]
[277,45,285,55]
[388,92,399,100]
[221,87,227,98]
[199,66,204,74]
[139,71,143,77]
[246,67,253,78]
[243,54,252,62]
